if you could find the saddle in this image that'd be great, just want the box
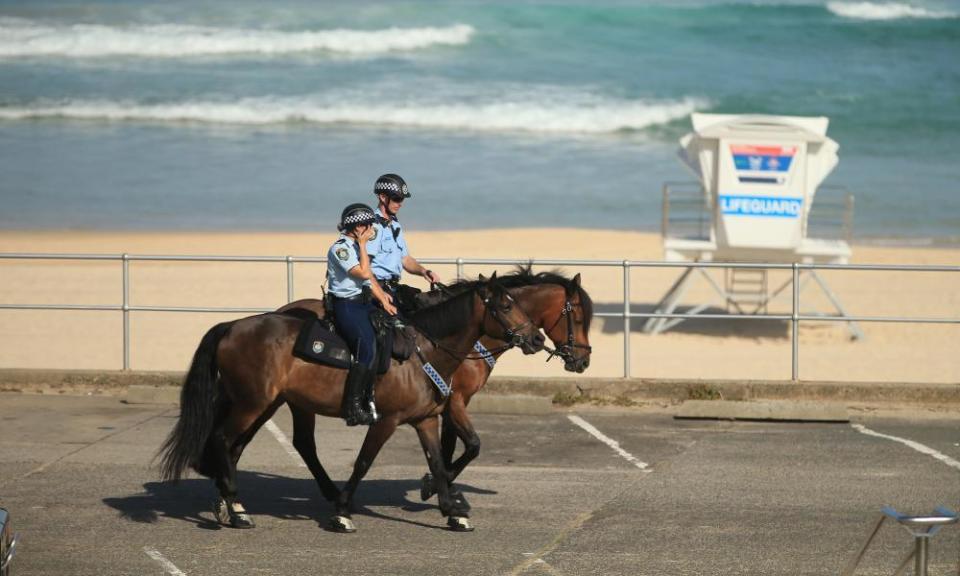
[286,307,416,374]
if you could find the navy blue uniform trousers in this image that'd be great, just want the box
[332,299,376,367]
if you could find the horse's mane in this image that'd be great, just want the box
[446,266,594,331]
[408,285,479,340]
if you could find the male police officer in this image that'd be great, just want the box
[326,203,397,426]
[368,174,440,314]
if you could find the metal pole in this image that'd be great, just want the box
[456,258,464,282]
[915,536,929,576]
[792,263,799,382]
[286,256,294,303]
[623,260,631,378]
[122,253,130,371]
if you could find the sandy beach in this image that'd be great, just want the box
[1,229,957,383]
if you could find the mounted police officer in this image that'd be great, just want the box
[326,203,398,426]
[368,174,440,316]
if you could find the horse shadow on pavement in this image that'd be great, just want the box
[103,471,496,531]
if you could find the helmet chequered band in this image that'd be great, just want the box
[375,181,408,195]
[343,211,375,225]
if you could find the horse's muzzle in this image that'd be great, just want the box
[564,356,590,373]
[518,331,545,355]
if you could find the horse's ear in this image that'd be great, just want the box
[478,273,488,282]
[490,271,498,281]
[572,273,581,287]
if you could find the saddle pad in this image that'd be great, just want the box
[292,318,352,369]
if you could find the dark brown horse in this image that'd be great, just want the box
[279,267,594,510]
[158,274,543,532]
[420,268,593,503]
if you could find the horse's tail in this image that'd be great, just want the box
[158,321,233,482]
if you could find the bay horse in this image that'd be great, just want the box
[279,267,593,511]
[158,274,543,532]
[418,268,593,503]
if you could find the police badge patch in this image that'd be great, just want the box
[336,247,349,261]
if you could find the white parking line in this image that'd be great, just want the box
[265,419,307,467]
[143,547,187,576]
[568,415,649,470]
[266,420,307,468]
[852,424,960,471]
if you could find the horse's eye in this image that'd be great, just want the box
[502,303,512,312]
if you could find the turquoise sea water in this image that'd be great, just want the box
[1,0,958,241]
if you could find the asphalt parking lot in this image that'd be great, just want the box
[1,393,958,576]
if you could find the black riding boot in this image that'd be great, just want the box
[361,365,380,424]
[343,363,374,427]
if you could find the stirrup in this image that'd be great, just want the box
[345,405,375,427]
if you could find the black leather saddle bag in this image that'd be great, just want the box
[292,316,352,369]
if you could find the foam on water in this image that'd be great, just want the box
[0,95,706,134]
[0,18,474,58]
[826,2,956,20]
[1,0,958,238]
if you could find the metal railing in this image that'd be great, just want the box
[1,253,959,379]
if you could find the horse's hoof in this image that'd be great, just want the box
[447,516,474,532]
[213,499,230,525]
[420,473,435,501]
[330,515,356,533]
[230,512,256,529]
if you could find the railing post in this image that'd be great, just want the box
[792,263,799,382]
[122,253,130,371]
[456,258,464,281]
[286,256,294,303]
[623,260,631,378]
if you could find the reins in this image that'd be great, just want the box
[409,287,529,363]
[424,281,591,366]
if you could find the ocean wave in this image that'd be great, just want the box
[0,19,474,58]
[825,2,956,20]
[0,96,706,134]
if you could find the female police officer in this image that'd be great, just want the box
[368,174,440,314]
[327,203,397,426]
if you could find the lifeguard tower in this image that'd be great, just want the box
[643,113,862,339]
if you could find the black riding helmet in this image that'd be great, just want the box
[338,203,376,232]
[373,173,411,200]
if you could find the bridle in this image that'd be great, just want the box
[415,286,535,362]
[423,281,592,366]
[542,297,592,365]
[483,291,535,350]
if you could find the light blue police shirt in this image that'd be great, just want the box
[369,214,409,281]
[326,235,371,298]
